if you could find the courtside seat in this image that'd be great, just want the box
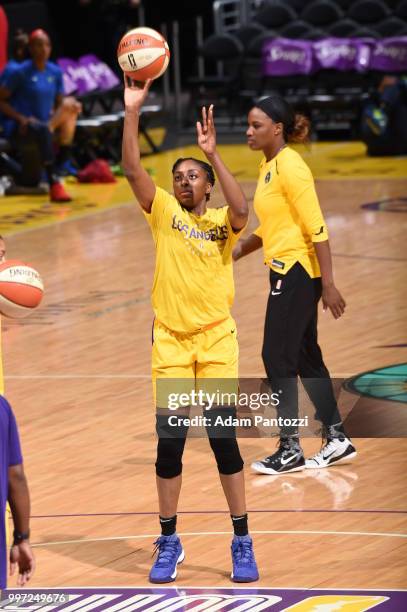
[254,1,298,30]
[187,33,244,125]
[74,104,162,164]
[327,18,359,36]
[374,16,407,36]
[301,0,344,27]
[280,20,315,39]
[347,0,391,24]
[234,23,267,50]
[349,26,380,37]
[396,0,407,19]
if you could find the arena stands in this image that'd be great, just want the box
[193,0,407,137]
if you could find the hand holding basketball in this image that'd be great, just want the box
[123,76,152,112]
[197,105,217,157]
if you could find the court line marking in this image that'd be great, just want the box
[3,373,356,378]
[4,375,151,379]
[33,529,407,547]
[13,586,407,592]
[11,582,407,595]
[31,509,407,518]
[332,252,407,263]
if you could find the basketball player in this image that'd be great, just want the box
[122,78,258,583]
[233,96,356,475]
[0,395,35,588]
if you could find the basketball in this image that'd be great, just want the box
[117,27,170,81]
[0,260,44,318]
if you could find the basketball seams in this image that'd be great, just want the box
[123,54,169,82]
[0,260,44,316]
[117,26,170,81]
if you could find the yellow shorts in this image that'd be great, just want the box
[152,316,238,407]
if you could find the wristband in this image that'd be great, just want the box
[13,529,30,545]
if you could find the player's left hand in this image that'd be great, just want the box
[10,541,36,586]
[197,105,216,156]
[322,284,346,319]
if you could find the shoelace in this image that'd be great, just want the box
[152,538,179,566]
[314,438,338,460]
[234,539,254,564]
[266,441,298,464]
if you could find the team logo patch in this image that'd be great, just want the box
[271,258,285,269]
[265,171,272,183]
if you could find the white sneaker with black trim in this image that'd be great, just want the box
[305,435,357,469]
[252,441,305,475]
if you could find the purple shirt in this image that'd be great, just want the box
[0,395,23,589]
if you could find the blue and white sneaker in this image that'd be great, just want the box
[231,535,259,582]
[149,534,185,583]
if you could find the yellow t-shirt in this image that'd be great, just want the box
[144,187,242,333]
[253,146,328,278]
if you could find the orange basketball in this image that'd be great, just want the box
[0,260,44,318]
[117,27,170,81]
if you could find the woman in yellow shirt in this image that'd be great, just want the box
[233,95,356,475]
[122,79,258,584]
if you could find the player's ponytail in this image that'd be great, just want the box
[287,114,310,144]
[255,96,310,144]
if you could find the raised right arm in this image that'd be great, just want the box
[121,78,156,213]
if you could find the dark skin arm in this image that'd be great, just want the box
[232,233,263,260]
[197,105,248,231]
[121,78,156,212]
[0,88,38,131]
[8,464,35,586]
[314,240,346,319]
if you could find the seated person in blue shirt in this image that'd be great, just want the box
[0,29,81,202]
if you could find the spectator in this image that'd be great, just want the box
[0,394,35,588]
[1,29,29,76]
[361,76,407,157]
[0,29,81,202]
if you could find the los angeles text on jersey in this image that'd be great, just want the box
[172,214,228,241]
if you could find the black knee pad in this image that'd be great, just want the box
[155,436,187,478]
[209,436,244,474]
[155,414,188,479]
[205,407,244,475]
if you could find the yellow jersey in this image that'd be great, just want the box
[253,146,328,278]
[144,187,242,333]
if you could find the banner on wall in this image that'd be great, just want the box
[262,36,407,76]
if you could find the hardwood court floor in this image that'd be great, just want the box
[1,142,407,589]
